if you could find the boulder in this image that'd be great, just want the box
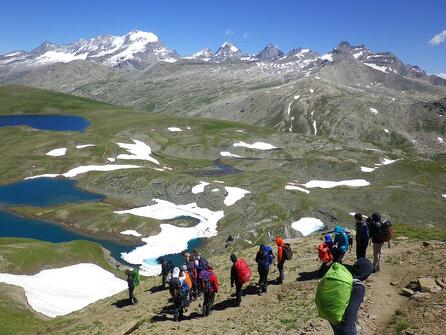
[400,288,414,297]
[417,277,440,292]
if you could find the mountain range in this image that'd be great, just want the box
[1,30,445,154]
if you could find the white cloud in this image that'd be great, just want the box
[428,30,446,47]
[225,29,235,36]
[437,73,446,79]
[242,32,250,39]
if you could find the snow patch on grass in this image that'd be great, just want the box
[25,164,140,179]
[117,140,159,165]
[224,186,250,206]
[361,166,376,173]
[46,148,67,157]
[168,127,182,132]
[76,144,95,149]
[233,141,277,150]
[0,263,126,317]
[120,230,142,237]
[192,181,209,194]
[220,151,241,158]
[291,218,325,236]
[303,179,370,189]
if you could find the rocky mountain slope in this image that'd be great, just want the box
[1,31,446,154]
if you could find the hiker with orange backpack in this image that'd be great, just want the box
[318,234,334,276]
[230,253,251,306]
[275,236,292,284]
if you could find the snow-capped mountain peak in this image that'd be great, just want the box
[183,48,214,61]
[255,44,284,61]
[0,30,179,69]
[213,42,242,62]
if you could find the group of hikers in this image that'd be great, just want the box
[316,212,393,334]
[124,211,392,334]
[154,236,293,322]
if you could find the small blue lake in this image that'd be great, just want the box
[0,114,90,132]
[0,177,202,267]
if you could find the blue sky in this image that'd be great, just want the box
[1,0,445,74]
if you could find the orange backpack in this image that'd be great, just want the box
[318,243,333,263]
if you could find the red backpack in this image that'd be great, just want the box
[318,243,333,263]
[235,258,251,284]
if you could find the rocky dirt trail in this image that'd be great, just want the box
[36,237,446,335]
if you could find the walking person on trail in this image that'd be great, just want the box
[255,244,274,294]
[332,225,349,263]
[125,267,139,305]
[315,258,374,335]
[275,236,293,283]
[169,267,188,322]
[318,234,334,277]
[160,258,173,288]
[367,212,393,272]
[354,213,369,260]
[199,264,219,317]
[230,253,251,306]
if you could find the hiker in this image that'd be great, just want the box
[318,234,334,276]
[199,264,219,316]
[315,258,374,335]
[332,225,349,263]
[125,268,139,305]
[185,255,198,300]
[169,267,187,322]
[354,213,369,260]
[275,236,285,283]
[275,236,292,283]
[160,258,174,288]
[367,213,392,272]
[195,253,209,297]
[255,244,274,294]
[230,253,251,306]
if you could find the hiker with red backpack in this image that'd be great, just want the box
[255,244,274,294]
[315,258,374,335]
[199,264,219,316]
[230,253,251,306]
[275,236,293,284]
[318,234,334,277]
[367,212,392,272]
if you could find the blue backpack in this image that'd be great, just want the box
[260,245,274,269]
[181,280,190,296]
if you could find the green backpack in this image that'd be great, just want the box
[315,262,353,325]
[132,268,141,287]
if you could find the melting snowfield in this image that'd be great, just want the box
[220,151,242,158]
[291,218,325,236]
[115,200,224,276]
[168,127,182,132]
[46,148,67,157]
[25,164,141,179]
[120,230,142,237]
[224,186,251,206]
[233,141,277,150]
[191,181,210,194]
[76,144,95,149]
[361,166,376,173]
[302,179,370,189]
[0,263,126,317]
[285,183,310,194]
[117,139,159,165]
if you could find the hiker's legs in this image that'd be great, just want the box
[319,262,330,277]
[332,283,365,335]
[277,261,285,283]
[263,267,269,292]
[373,243,384,271]
[333,249,345,263]
[128,286,136,304]
[162,274,167,288]
[235,282,243,304]
[356,243,367,260]
[203,292,210,316]
[208,292,215,315]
